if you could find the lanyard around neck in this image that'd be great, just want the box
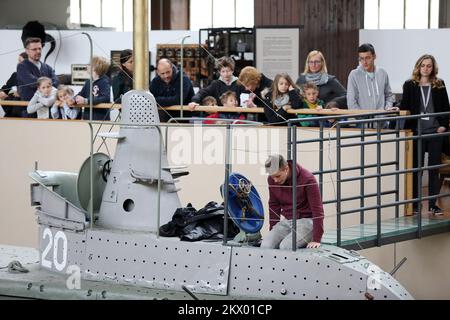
[420,85,431,112]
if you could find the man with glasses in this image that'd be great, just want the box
[17,37,58,117]
[261,154,324,250]
[347,43,396,113]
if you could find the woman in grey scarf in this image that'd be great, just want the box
[296,50,347,108]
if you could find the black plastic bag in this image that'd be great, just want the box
[159,201,240,241]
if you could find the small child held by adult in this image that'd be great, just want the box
[27,76,57,119]
[323,102,343,127]
[51,85,79,120]
[75,56,111,120]
[298,81,325,127]
[202,96,220,124]
[263,73,302,124]
[216,90,245,124]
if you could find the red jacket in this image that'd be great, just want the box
[268,161,324,242]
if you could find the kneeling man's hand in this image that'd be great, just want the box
[306,241,321,249]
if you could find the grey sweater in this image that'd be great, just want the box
[51,101,79,120]
[347,65,395,110]
[27,87,57,119]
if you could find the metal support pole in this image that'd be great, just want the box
[319,121,324,197]
[376,124,382,246]
[292,125,297,251]
[405,130,414,215]
[223,124,232,245]
[417,121,423,238]
[395,120,400,218]
[287,122,292,160]
[336,124,342,247]
[233,0,237,27]
[82,32,94,229]
[360,125,365,224]
[164,126,168,153]
[159,0,163,30]
[180,35,191,118]
[79,0,82,26]
[122,0,125,31]
[157,127,162,238]
[133,0,149,90]
[100,0,103,27]
[390,257,407,276]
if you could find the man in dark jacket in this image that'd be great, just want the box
[17,37,58,117]
[150,58,194,122]
[0,52,28,117]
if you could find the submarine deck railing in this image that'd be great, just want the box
[286,110,450,250]
[165,117,264,245]
[164,110,450,250]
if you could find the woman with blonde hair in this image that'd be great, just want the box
[296,50,346,108]
[400,54,450,215]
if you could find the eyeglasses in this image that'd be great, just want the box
[308,60,322,65]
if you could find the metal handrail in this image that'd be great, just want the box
[289,110,450,248]
[338,163,450,182]
[86,118,264,241]
[338,193,450,216]
[340,130,450,148]
[333,112,449,246]
[340,110,450,124]
[164,117,263,153]
[322,190,398,205]
[84,108,449,250]
[287,110,400,125]
[313,161,398,176]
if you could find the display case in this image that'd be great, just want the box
[198,27,254,87]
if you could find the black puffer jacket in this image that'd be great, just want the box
[263,89,302,125]
[150,64,195,107]
[191,77,241,105]
[159,201,240,241]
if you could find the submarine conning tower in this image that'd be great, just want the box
[97,90,182,232]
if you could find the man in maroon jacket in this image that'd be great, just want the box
[261,154,324,250]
